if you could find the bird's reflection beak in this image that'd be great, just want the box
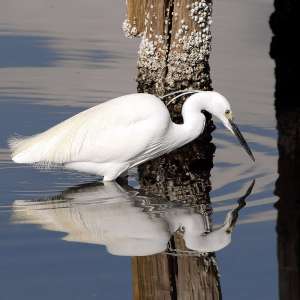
[226,179,255,233]
[228,119,255,162]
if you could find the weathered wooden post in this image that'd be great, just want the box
[124,0,215,199]
[270,0,300,298]
[123,0,212,94]
[124,1,219,299]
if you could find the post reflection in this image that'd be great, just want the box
[13,179,254,299]
[132,174,254,300]
[133,118,219,299]
[270,0,300,299]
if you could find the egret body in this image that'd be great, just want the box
[9,91,254,180]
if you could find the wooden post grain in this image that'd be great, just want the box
[123,0,146,37]
[124,1,219,299]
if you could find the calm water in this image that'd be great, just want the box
[0,0,278,299]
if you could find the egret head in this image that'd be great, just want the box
[164,90,255,162]
[207,91,255,162]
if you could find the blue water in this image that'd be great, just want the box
[0,0,278,299]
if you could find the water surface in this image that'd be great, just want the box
[0,0,278,299]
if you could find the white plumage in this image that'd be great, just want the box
[9,91,254,180]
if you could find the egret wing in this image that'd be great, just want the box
[9,94,170,165]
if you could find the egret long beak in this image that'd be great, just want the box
[228,119,255,162]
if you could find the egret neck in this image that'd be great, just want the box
[168,91,255,162]
[169,93,210,149]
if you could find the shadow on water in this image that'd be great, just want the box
[0,35,62,68]
[270,0,300,298]
[12,178,255,299]
[0,33,117,69]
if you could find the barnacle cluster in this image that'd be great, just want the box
[124,0,213,91]
[137,35,168,95]
[135,9,169,95]
[189,0,212,27]
[122,18,139,38]
[166,0,212,88]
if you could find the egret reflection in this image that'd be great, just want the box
[12,180,254,257]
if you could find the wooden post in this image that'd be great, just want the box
[173,234,221,300]
[274,111,300,300]
[124,1,219,299]
[123,0,146,38]
[130,188,220,300]
[124,0,215,194]
[132,234,221,300]
[270,0,300,298]
[124,0,212,95]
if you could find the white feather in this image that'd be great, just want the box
[9,93,171,166]
[9,91,250,180]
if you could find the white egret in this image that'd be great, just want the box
[9,91,254,181]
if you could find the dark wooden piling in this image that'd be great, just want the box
[270,0,300,298]
[124,1,220,299]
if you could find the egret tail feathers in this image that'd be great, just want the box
[8,133,67,167]
[9,135,41,163]
[8,135,48,163]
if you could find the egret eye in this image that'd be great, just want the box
[179,225,185,233]
[225,109,231,115]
